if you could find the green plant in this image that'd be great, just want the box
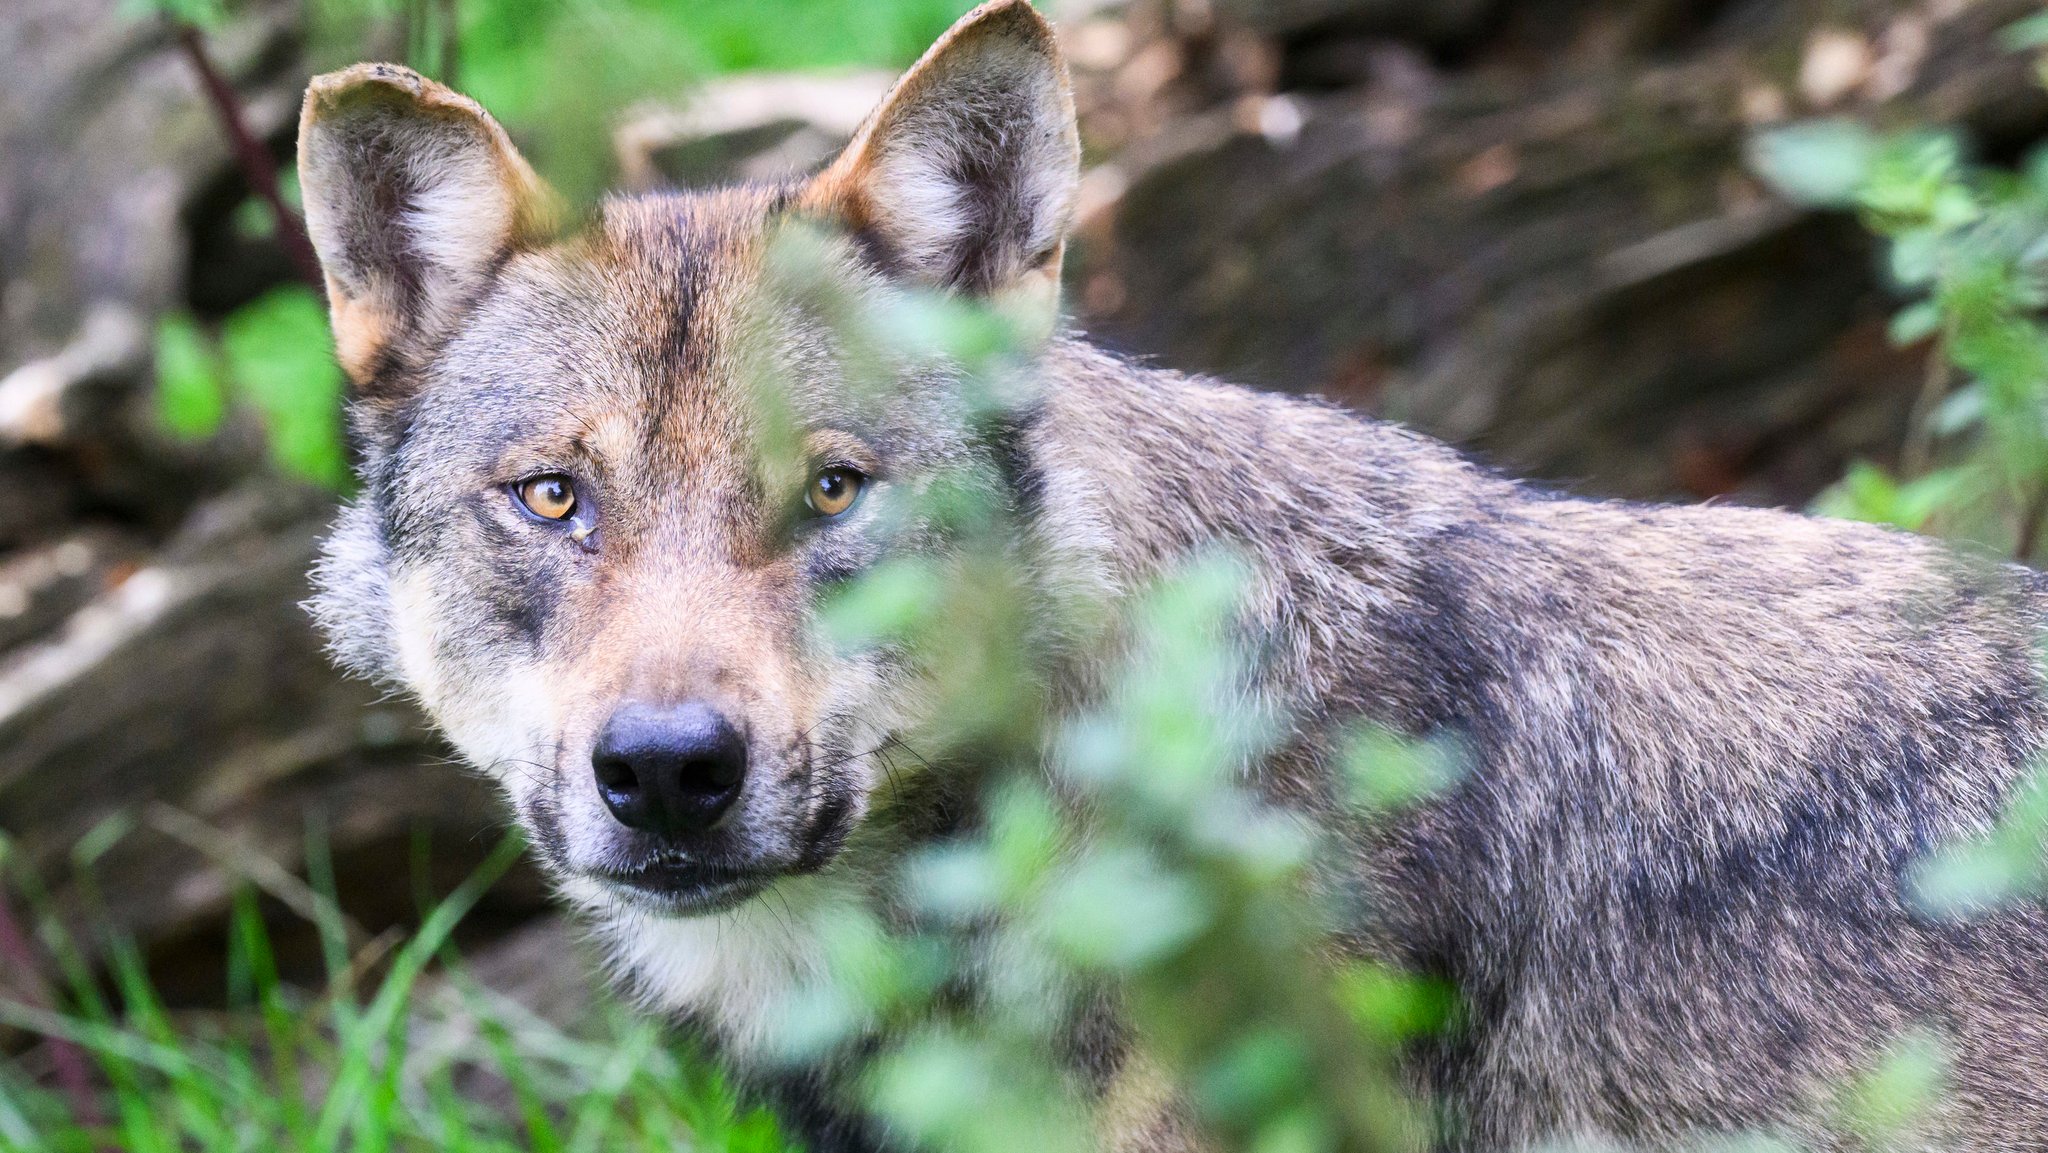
[153,288,349,490]
[0,830,788,1153]
[1750,98,2048,557]
[703,223,1449,1153]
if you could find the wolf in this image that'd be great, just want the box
[295,2,2048,1149]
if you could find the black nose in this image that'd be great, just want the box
[592,702,747,837]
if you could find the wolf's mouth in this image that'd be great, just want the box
[594,860,772,914]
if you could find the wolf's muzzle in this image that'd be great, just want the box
[591,701,747,839]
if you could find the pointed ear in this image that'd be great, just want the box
[799,0,1079,314]
[297,64,557,387]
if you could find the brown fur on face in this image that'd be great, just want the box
[300,2,2048,1151]
[306,183,922,914]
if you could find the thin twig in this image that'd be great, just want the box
[406,0,423,74]
[0,885,106,1138]
[1901,328,1955,479]
[2017,479,2048,561]
[143,803,369,947]
[172,21,324,290]
[438,0,461,87]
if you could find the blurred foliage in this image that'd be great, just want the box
[715,223,1455,1153]
[152,314,229,441]
[123,0,225,26]
[153,288,348,490]
[0,833,787,1153]
[1828,1031,1951,1153]
[304,0,977,203]
[217,289,349,489]
[1750,71,2048,558]
[1911,762,2048,915]
[1744,22,2048,1147]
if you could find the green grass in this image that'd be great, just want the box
[0,834,793,1153]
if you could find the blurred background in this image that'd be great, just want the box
[4,0,2047,1125]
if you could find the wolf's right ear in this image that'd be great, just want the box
[298,65,556,388]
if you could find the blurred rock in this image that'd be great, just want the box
[0,0,298,377]
[0,482,541,990]
[0,0,532,993]
[615,72,894,190]
[1217,0,1496,43]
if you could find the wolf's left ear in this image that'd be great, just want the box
[298,64,556,387]
[800,0,1079,316]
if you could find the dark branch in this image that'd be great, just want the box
[438,0,461,88]
[173,21,324,291]
[2017,479,2048,562]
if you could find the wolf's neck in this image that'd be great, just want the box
[1023,337,1506,728]
[1028,338,1488,592]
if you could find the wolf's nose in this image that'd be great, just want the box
[592,702,747,837]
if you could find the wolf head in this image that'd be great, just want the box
[299,0,1079,917]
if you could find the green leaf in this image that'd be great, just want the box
[1929,183,1982,231]
[70,811,136,870]
[219,287,349,489]
[1334,963,1458,1042]
[1911,765,2048,916]
[820,557,943,649]
[119,0,226,27]
[2022,143,2048,196]
[1747,120,1878,208]
[152,313,227,439]
[1932,384,1985,435]
[1815,461,1972,535]
[2003,11,2048,51]
[1195,1028,1312,1124]
[1860,132,1967,225]
[231,197,278,241]
[1037,845,1210,970]
[1344,727,1465,811]
[1891,468,1975,529]
[1889,228,1944,287]
[900,843,1003,923]
[1812,461,1899,525]
[1835,1031,1950,1143]
[1887,301,1943,347]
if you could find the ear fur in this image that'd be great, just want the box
[297,64,556,387]
[800,0,1080,314]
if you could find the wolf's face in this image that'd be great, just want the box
[298,0,1078,918]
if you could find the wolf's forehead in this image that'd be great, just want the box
[586,189,782,355]
[567,188,783,386]
[436,190,788,457]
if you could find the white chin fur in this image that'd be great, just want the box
[570,872,861,1059]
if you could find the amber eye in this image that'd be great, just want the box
[805,467,865,517]
[516,474,577,521]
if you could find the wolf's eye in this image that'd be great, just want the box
[516,474,577,521]
[805,467,865,518]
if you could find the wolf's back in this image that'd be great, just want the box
[1033,337,2048,1148]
